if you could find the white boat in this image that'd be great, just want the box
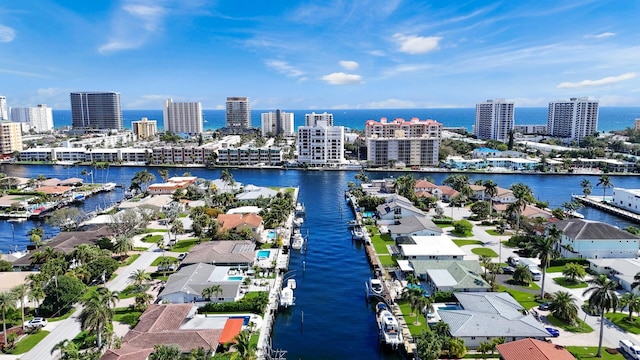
[366,278,383,296]
[293,217,304,227]
[7,217,27,223]
[376,302,403,348]
[347,219,358,228]
[280,287,295,308]
[291,231,304,250]
[295,202,306,216]
[567,210,585,219]
[352,227,364,240]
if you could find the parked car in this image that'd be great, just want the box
[507,256,520,266]
[545,327,560,337]
[25,317,48,329]
[177,253,187,261]
[501,266,515,274]
[538,302,550,311]
[157,263,177,272]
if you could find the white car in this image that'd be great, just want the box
[177,253,187,261]
[26,317,48,329]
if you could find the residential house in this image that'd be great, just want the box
[468,184,486,200]
[396,235,465,261]
[376,195,424,221]
[438,292,551,349]
[492,187,516,204]
[235,184,278,201]
[119,194,174,212]
[437,186,459,201]
[101,304,222,360]
[553,218,640,259]
[496,338,575,360]
[217,213,264,240]
[409,260,490,293]
[210,179,243,194]
[387,216,442,240]
[157,263,243,304]
[589,258,640,293]
[182,241,256,268]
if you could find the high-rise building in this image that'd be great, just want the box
[0,96,7,120]
[163,99,203,135]
[0,122,23,155]
[305,112,333,127]
[10,104,54,133]
[261,110,294,137]
[547,97,599,143]
[297,119,345,167]
[132,117,158,139]
[474,99,514,142]
[226,97,251,129]
[635,119,640,131]
[364,117,442,167]
[70,91,122,130]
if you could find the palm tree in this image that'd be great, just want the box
[580,178,592,197]
[158,169,169,183]
[150,344,182,360]
[51,339,80,360]
[405,273,420,286]
[403,287,423,317]
[11,284,28,329]
[510,183,534,233]
[133,292,154,311]
[128,269,151,288]
[486,263,503,290]
[562,263,586,284]
[0,291,16,345]
[632,272,640,291]
[583,275,620,358]
[432,321,450,337]
[79,288,119,349]
[512,264,532,286]
[483,180,498,216]
[202,285,223,302]
[479,255,491,278]
[528,235,559,298]
[549,291,578,325]
[220,169,235,190]
[132,170,156,192]
[113,235,134,257]
[596,175,613,201]
[621,292,640,321]
[231,330,257,360]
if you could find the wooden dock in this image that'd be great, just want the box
[572,194,640,224]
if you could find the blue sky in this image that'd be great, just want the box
[1,0,639,110]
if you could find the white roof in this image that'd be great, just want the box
[590,258,640,276]
[397,260,414,272]
[428,269,457,287]
[227,206,262,214]
[399,235,466,257]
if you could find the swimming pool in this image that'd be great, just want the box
[257,250,271,259]
[407,283,429,296]
[267,230,277,240]
[363,211,375,218]
[438,305,463,311]
[227,276,244,281]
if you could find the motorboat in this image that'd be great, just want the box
[366,278,383,297]
[293,216,304,227]
[352,227,365,240]
[295,202,306,216]
[347,219,358,228]
[280,286,295,308]
[291,231,304,250]
[567,210,585,219]
[376,302,403,348]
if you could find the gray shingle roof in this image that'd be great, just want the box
[552,219,640,240]
[388,215,442,235]
[182,240,255,266]
[159,263,241,299]
[409,260,490,291]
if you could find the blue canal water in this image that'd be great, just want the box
[0,164,638,358]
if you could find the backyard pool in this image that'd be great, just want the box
[267,230,277,240]
[257,250,271,260]
[227,276,244,281]
[438,304,463,311]
[407,283,429,296]
[363,211,375,218]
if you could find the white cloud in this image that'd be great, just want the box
[367,98,417,108]
[0,24,15,42]
[557,72,637,89]
[265,60,304,77]
[0,68,45,78]
[339,60,359,70]
[368,50,385,57]
[321,72,363,85]
[584,32,615,39]
[123,4,166,31]
[393,33,441,54]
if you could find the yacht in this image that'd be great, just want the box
[280,287,295,308]
[295,202,306,216]
[347,219,358,228]
[366,278,384,297]
[291,230,304,250]
[352,227,365,240]
[376,302,403,349]
[293,216,304,227]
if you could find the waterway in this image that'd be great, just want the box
[0,164,638,359]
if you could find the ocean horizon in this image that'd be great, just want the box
[52,106,640,133]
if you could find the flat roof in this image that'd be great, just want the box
[400,235,466,257]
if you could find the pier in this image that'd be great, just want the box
[572,194,640,224]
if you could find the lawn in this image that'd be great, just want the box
[501,239,519,248]
[505,280,540,291]
[370,232,393,255]
[547,314,593,333]
[49,307,76,322]
[471,248,498,257]
[436,223,453,229]
[398,301,429,337]
[498,285,538,309]
[485,229,503,236]
[120,254,140,266]
[170,238,199,252]
[119,284,149,299]
[605,312,640,334]
[141,234,163,243]
[453,240,483,247]
[143,228,168,233]
[553,277,588,289]
[567,346,624,359]
[450,230,473,237]
[379,254,398,267]
[151,256,177,266]
[546,265,565,273]
[113,307,142,326]
[7,330,50,354]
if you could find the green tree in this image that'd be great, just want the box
[486,263,503,290]
[479,255,491,279]
[562,262,586,284]
[79,287,119,349]
[583,275,620,358]
[231,330,257,360]
[596,175,613,200]
[132,170,156,192]
[621,292,640,321]
[550,291,578,325]
[0,259,12,272]
[415,331,443,360]
[158,169,169,183]
[41,275,86,317]
[128,269,151,288]
[527,234,559,298]
[512,264,532,286]
[51,339,80,360]
[452,219,473,236]
[510,182,534,232]
[133,292,153,312]
[150,344,182,360]
[113,235,134,257]
[0,291,16,346]
[202,285,223,302]
[11,284,28,330]
[447,337,467,358]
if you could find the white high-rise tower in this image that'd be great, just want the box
[163,99,203,135]
[474,99,514,142]
[547,97,599,143]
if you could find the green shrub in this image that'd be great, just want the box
[198,292,269,314]
[549,258,590,267]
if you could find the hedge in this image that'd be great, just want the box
[198,292,268,314]
[549,258,590,267]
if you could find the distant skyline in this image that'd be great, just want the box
[2,1,640,110]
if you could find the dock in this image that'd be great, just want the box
[572,194,640,224]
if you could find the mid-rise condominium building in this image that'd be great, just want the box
[365,117,442,167]
[297,118,345,167]
[261,110,294,137]
[474,99,514,142]
[0,96,7,121]
[163,99,203,135]
[547,97,599,143]
[70,91,122,130]
[226,97,251,129]
[305,112,333,127]
[0,121,23,155]
[132,117,158,139]
[10,104,54,133]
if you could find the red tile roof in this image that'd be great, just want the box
[218,318,244,344]
[497,338,575,360]
[217,213,262,230]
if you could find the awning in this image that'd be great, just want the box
[218,318,244,344]
[397,260,414,272]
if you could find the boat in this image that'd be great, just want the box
[293,216,304,227]
[295,202,306,216]
[291,230,304,250]
[347,219,358,228]
[366,278,383,297]
[7,217,27,223]
[376,302,403,348]
[280,286,295,308]
[567,210,585,219]
[352,227,365,240]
